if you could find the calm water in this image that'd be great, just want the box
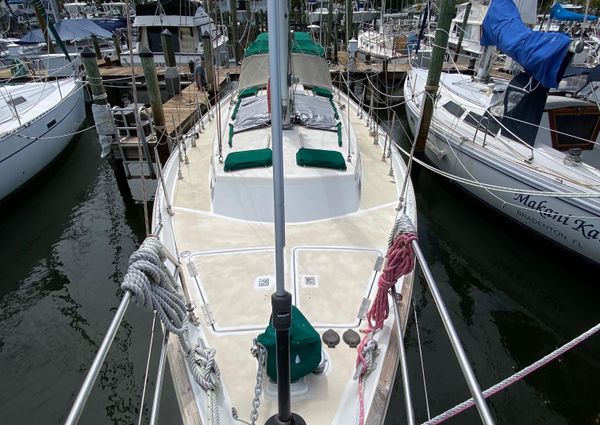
[0,111,598,425]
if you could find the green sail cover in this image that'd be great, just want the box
[313,86,333,99]
[256,306,322,382]
[245,32,325,57]
[239,87,259,98]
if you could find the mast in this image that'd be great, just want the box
[280,0,290,126]
[264,0,304,424]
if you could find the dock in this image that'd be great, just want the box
[160,70,233,137]
[109,67,233,171]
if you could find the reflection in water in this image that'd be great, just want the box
[0,126,181,425]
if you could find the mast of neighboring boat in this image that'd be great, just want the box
[453,0,472,63]
[380,0,386,33]
[265,0,304,424]
[31,0,71,60]
[413,0,429,55]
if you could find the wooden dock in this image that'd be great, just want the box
[160,71,232,137]
[99,64,191,78]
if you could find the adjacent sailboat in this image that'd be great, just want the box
[152,2,417,424]
[0,77,85,202]
[404,0,600,265]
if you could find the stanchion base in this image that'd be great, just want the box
[265,413,307,425]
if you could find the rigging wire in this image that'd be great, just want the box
[137,311,158,425]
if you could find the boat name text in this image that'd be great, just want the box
[513,194,599,242]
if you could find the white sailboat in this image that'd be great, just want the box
[404,0,600,265]
[0,77,85,202]
[151,5,419,424]
[357,26,413,63]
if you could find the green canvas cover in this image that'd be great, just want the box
[313,86,333,99]
[239,87,259,98]
[231,99,242,120]
[228,124,234,147]
[224,148,273,172]
[256,306,322,382]
[296,147,347,171]
[245,32,325,57]
[330,98,339,120]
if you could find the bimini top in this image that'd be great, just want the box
[238,33,331,91]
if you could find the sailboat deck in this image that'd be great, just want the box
[161,93,415,424]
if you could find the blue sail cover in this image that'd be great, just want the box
[550,4,598,22]
[481,0,572,88]
[20,19,113,43]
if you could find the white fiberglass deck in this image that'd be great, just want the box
[155,89,416,424]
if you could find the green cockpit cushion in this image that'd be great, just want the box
[224,148,273,172]
[296,147,347,171]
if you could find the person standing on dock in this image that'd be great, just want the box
[194,59,207,91]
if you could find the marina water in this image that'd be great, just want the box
[0,112,598,424]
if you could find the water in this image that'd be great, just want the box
[0,124,181,425]
[0,112,598,425]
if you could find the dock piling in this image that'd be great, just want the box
[91,35,102,60]
[202,31,216,93]
[81,47,118,159]
[414,0,457,154]
[139,47,166,142]
[112,34,121,63]
[161,30,181,98]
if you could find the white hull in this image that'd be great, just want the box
[0,80,85,201]
[404,72,600,264]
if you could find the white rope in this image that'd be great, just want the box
[190,342,221,425]
[16,123,98,139]
[121,238,188,335]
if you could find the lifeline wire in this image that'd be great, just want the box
[423,322,600,425]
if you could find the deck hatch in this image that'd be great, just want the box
[292,247,383,328]
[189,248,274,332]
